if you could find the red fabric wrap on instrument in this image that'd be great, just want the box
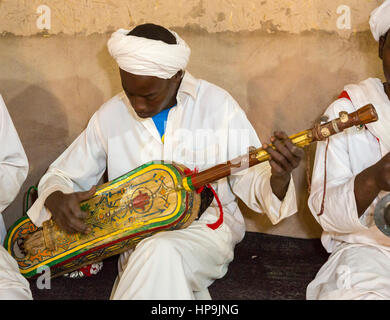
[184,168,224,230]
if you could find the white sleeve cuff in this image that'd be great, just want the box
[27,183,73,227]
[264,174,298,225]
[311,177,368,234]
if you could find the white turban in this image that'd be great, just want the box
[107,28,191,79]
[370,0,390,42]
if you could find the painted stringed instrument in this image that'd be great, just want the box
[4,104,378,278]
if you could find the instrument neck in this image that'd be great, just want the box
[183,130,312,191]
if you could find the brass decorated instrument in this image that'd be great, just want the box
[5,104,378,278]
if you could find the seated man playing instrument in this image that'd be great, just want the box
[27,23,304,299]
[307,0,390,300]
[0,94,32,300]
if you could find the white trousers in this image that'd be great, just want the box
[307,244,390,300]
[0,246,32,300]
[110,213,235,300]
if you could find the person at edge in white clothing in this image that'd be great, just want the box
[27,23,304,300]
[0,94,32,300]
[307,0,390,300]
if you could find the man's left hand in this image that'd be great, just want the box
[263,131,304,200]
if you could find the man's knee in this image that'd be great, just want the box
[136,232,182,260]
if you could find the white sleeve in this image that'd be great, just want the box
[27,112,107,227]
[308,99,367,234]
[0,246,32,300]
[0,95,28,214]
[226,97,297,225]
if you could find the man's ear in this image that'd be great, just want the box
[379,35,386,60]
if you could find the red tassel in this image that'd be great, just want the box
[205,183,224,230]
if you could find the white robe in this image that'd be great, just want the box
[0,94,31,300]
[27,72,297,299]
[307,78,390,300]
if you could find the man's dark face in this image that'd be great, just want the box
[119,68,181,118]
[379,31,390,84]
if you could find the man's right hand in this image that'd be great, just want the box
[44,186,96,234]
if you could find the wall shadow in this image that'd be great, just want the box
[242,54,360,238]
[0,76,105,229]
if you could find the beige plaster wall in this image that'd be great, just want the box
[0,1,385,238]
[0,0,381,35]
